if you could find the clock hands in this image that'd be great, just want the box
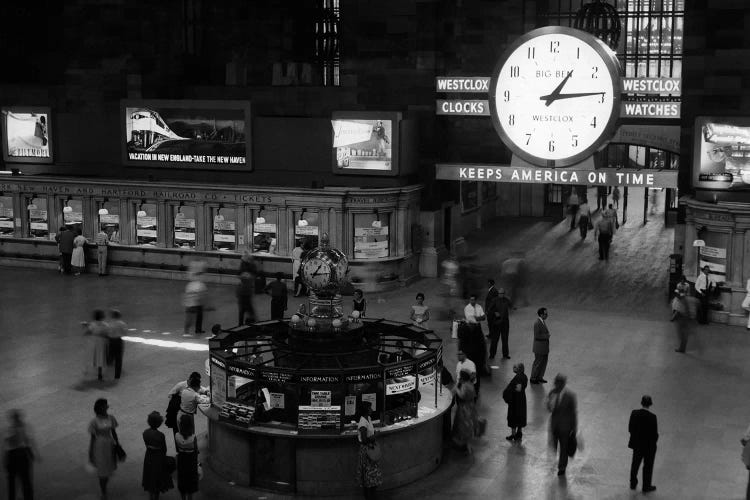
[540,70,574,106]
[539,91,605,103]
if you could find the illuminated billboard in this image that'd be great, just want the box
[121,99,251,170]
[331,112,401,176]
[693,117,750,190]
[1,107,53,164]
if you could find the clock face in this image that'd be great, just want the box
[302,257,334,290]
[489,27,621,167]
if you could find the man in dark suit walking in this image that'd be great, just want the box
[547,374,577,476]
[628,395,658,493]
[530,307,550,384]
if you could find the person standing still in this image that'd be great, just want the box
[695,265,716,325]
[628,395,658,493]
[463,294,488,376]
[95,225,109,276]
[236,272,255,326]
[503,363,528,442]
[530,308,550,384]
[596,185,608,211]
[264,272,288,320]
[3,409,39,500]
[567,190,580,231]
[107,309,126,379]
[59,226,75,274]
[612,186,621,209]
[547,374,577,476]
[595,217,614,261]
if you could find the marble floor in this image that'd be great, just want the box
[1,203,749,500]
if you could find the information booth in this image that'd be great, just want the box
[205,317,450,495]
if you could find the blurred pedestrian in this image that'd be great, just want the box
[88,398,121,499]
[238,249,257,275]
[501,254,526,308]
[547,374,577,476]
[95,225,109,276]
[503,363,528,442]
[595,216,614,261]
[530,307,550,384]
[175,415,199,500]
[55,226,67,273]
[83,309,109,381]
[596,185,608,211]
[183,265,207,335]
[176,375,209,436]
[236,272,255,326]
[71,228,87,275]
[462,294,488,377]
[107,309,126,379]
[612,186,621,209]
[741,422,750,500]
[353,289,367,317]
[264,272,288,320]
[455,350,478,398]
[451,370,479,454]
[166,373,207,433]
[742,278,750,330]
[291,241,306,297]
[602,204,620,234]
[142,411,173,500]
[628,395,658,493]
[578,198,592,240]
[487,288,512,360]
[567,190,580,231]
[671,276,690,353]
[3,409,38,500]
[410,292,430,328]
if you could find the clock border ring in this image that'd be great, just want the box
[488,26,622,168]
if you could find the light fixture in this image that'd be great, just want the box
[298,209,308,227]
[98,208,109,215]
[28,203,38,211]
[372,209,381,228]
[63,206,72,213]
[137,210,147,217]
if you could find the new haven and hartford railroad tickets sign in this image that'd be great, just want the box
[435,163,678,188]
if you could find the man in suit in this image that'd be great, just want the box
[58,226,75,274]
[530,307,550,384]
[487,288,512,360]
[547,374,577,476]
[628,395,658,493]
[485,278,499,311]
[695,265,716,324]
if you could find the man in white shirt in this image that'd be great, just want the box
[695,265,716,324]
[464,294,486,326]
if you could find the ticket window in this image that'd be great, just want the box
[173,205,197,249]
[136,203,158,246]
[294,210,319,250]
[253,207,277,254]
[212,207,237,252]
[62,199,83,233]
[353,212,390,259]
[27,197,49,239]
[98,200,120,243]
[0,195,14,236]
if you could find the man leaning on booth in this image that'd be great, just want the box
[95,226,109,276]
[695,265,716,324]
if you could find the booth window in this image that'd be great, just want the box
[98,200,120,243]
[252,207,277,254]
[353,212,390,259]
[0,195,14,236]
[28,197,49,239]
[62,198,83,232]
[136,202,157,246]
[212,206,237,252]
[173,205,196,249]
[295,210,319,249]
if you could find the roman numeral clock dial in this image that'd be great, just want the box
[489,27,622,167]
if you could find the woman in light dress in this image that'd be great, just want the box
[71,228,88,275]
[83,309,109,381]
[410,292,430,329]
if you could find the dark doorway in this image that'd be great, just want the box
[443,206,452,250]
[544,184,564,219]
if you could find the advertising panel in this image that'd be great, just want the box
[693,117,750,190]
[121,99,251,170]
[1,107,53,164]
[331,111,401,176]
[354,225,389,259]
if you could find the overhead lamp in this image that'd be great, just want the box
[298,209,308,227]
[215,214,225,222]
[372,209,381,228]
[255,205,265,225]
[98,208,109,215]
[137,210,147,217]
[28,203,38,211]
[63,205,72,213]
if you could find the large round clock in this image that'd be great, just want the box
[489,26,622,168]
[300,237,348,297]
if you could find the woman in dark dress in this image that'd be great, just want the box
[503,362,528,442]
[142,411,173,499]
[352,289,367,317]
[175,414,199,500]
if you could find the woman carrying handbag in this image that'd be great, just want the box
[356,401,382,500]
[88,398,123,500]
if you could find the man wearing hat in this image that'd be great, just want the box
[695,265,716,324]
[487,287,512,360]
[628,395,658,493]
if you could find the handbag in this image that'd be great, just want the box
[566,431,578,458]
[366,441,382,462]
[502,385,513,404]
[114,443,127,462]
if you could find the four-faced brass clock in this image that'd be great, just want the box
[489,26,622,167]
